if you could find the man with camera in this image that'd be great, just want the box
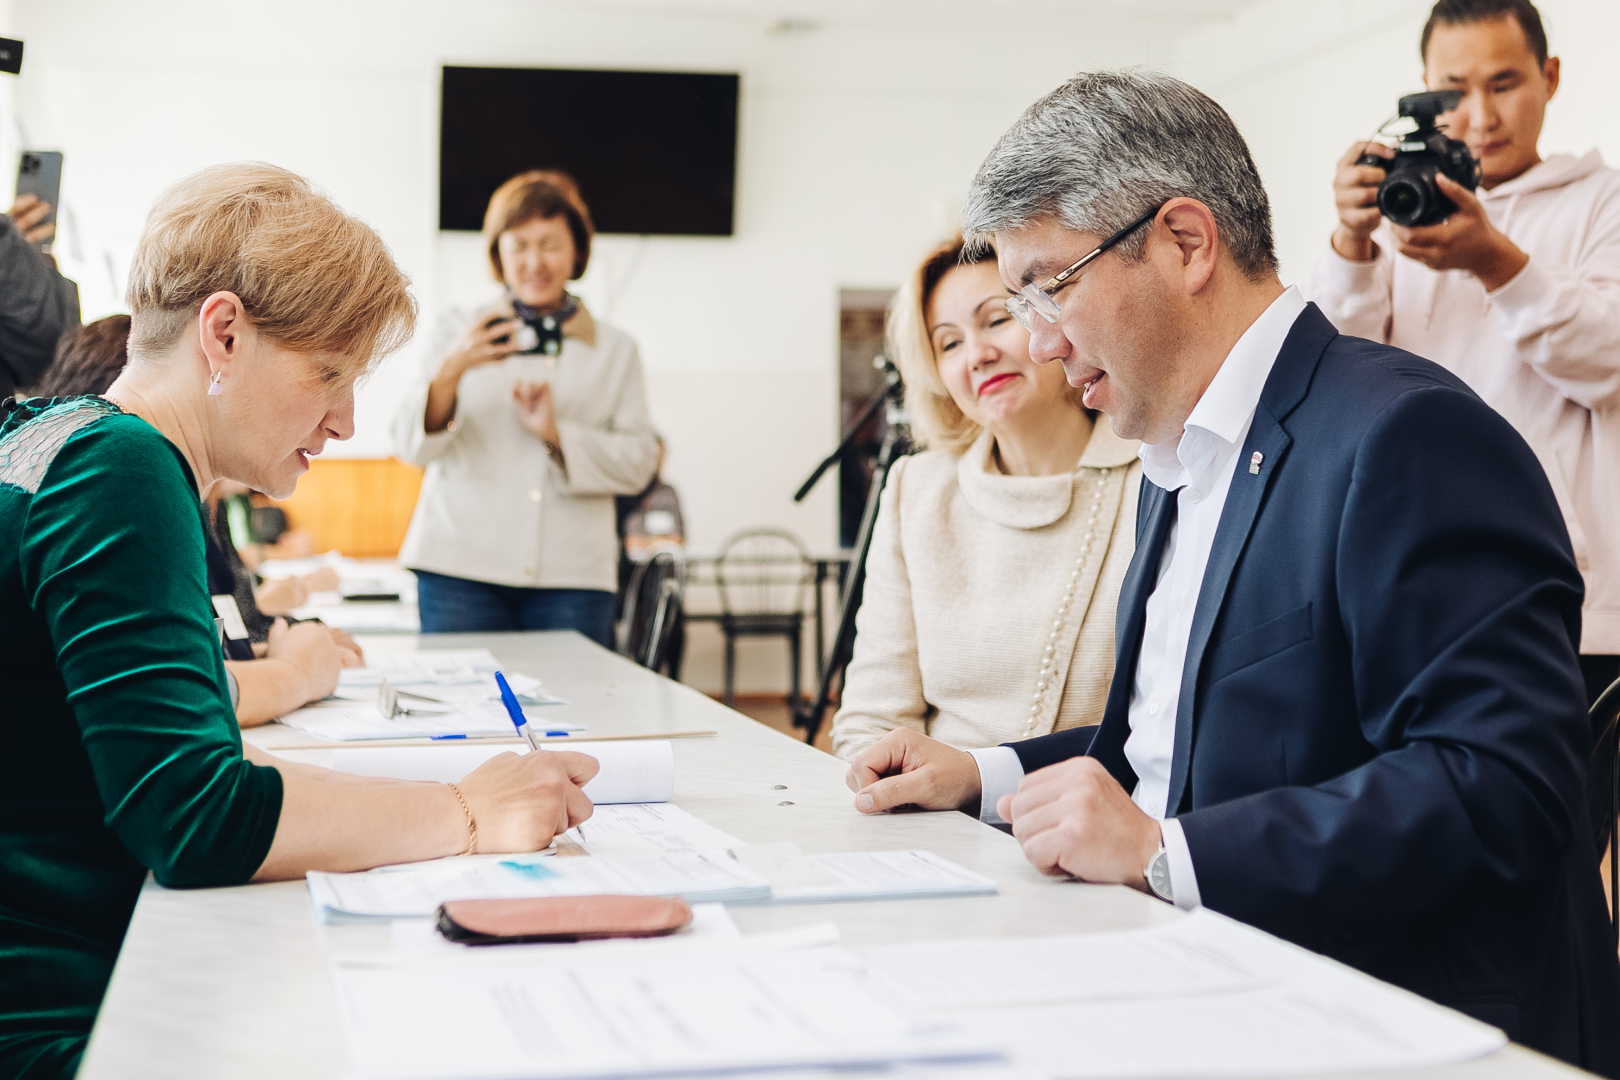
[1308,0,1620,703]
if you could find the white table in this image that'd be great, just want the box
[77,632,1592,1079]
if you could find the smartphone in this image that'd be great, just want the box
[15,151,62,252]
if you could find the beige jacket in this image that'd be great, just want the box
[831,420,1142,761]
[393,302,659,592]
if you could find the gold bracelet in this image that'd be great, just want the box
[445,782,477,855]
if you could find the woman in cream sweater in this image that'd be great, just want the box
[830,236,1142,761]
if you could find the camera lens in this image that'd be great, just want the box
[1381,179,1423,221]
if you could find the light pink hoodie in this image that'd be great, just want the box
[1306,150,1620,654]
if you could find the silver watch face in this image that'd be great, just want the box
[1147,849,1173,903]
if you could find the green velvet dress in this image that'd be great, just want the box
[0,397,284,1079]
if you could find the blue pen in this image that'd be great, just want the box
[494,671,543,752]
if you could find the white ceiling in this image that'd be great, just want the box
[571,0,1261,30]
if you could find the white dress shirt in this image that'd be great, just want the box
[970,287,1308,911]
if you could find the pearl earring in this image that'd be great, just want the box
[208,371,223,397]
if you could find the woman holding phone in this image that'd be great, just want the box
[393,171,659,644]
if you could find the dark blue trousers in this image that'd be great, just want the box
[413,570,614,647]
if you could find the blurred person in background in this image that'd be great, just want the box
[1307,0,1620,704]
[32,314,360,727]
[614,433,687,672]
[616,433,685,562]
[831,236,1141,772]
[394,171,658,645]
[0,193,80,400]
[35,313,128,399]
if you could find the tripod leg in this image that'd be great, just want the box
[798,424,905,746]
[724,634,736,708]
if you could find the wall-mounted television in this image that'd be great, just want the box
[439,66,739,237]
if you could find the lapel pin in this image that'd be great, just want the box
[1248,451,1264,475]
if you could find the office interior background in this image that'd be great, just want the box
[9,0,1618,696]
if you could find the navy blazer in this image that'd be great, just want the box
[1009,304,1620,1075]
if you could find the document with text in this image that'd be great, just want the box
[863,910,1506,1078]
[332,947,998,1080]
[307,850,769,920]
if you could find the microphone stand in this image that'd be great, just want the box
[790,356,910,744]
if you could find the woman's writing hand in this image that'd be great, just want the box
[327,626,364,667]
[512,380,561,448]
[457,750,598,852]
[263,617,343,704]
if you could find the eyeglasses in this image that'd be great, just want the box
[1003,202,1166,331]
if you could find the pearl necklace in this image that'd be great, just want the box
[1025,465,1112,739]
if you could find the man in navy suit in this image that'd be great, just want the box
[845,69,1620,1075]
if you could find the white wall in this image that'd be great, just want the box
[10,0,1616,693]
[4,0,1166,692]
[1160,0,1620,286]
[6,0,1168,556]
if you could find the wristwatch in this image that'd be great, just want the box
[1144,847,1174,904]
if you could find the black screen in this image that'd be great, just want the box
[439,66,739,236]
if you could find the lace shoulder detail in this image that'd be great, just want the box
[0,397,123,495]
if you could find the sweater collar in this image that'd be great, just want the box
[954,416,1138,529]
[562,302,597,348]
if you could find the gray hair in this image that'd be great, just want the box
[962,69,1278,279]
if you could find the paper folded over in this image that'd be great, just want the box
[331,741,675,805]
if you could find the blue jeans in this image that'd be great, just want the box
[413,570,615,647]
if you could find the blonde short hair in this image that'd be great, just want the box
[888,235,1086,454]
[126,163,417,379]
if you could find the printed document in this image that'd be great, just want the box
[863,910,1506,1079]
[568,803,742,858]
[307,850,769,919]
[278,649,571,741]
[331,947,997,1080]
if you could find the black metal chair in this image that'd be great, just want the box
[615,548,686,677]
[1588,676,1620,944]
[714,528,812,709]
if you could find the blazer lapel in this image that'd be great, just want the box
[1162,304,1338,815]
[1087,477,1176,789]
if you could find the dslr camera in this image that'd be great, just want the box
[1357,90,1480,228]
[482,308,565,357]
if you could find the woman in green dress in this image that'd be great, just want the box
[0,163,599,1079]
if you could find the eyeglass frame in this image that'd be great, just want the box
[1003,202,1168,330]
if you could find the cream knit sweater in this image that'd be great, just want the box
[831,420,1142,761]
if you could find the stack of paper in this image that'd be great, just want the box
[331,910,1506,1080]
[861,911,1508,1079]
[275,649,573,741]
[567,802,743,857]
[733,844,998,904]
[305,801,999,919]
[308,850,771,920]
[331,947,997,1080]
[278,703,573,742]
[330,650,553,701]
